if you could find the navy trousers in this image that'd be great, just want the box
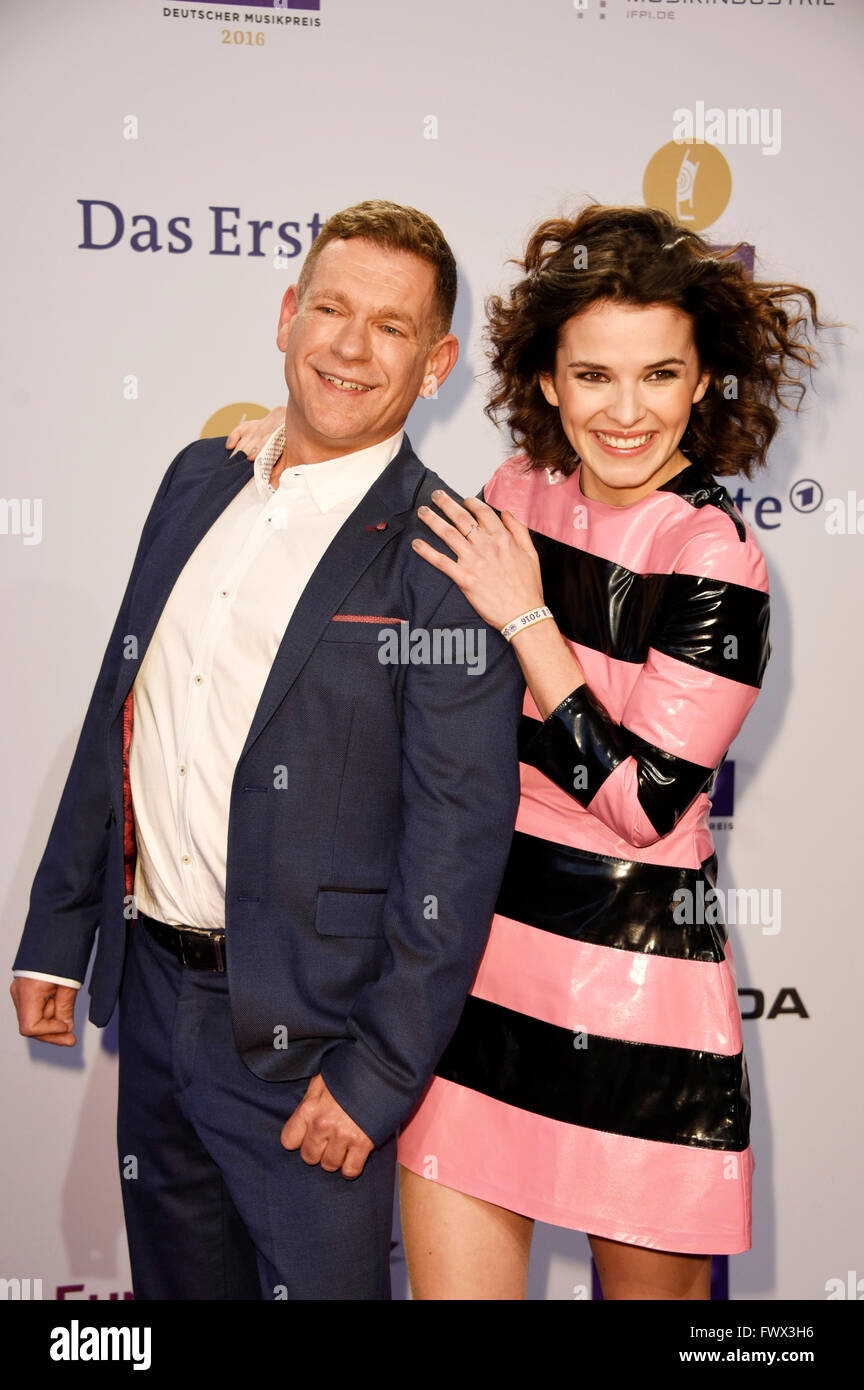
[116,917,396,1300]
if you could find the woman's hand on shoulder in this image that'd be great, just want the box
[226,406,284,459]
[412,490,544,630]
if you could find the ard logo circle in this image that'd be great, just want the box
[643,141,732,232]
[789,478,823,514]
[201,402,271,440]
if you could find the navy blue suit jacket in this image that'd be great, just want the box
[13,435,524,1145]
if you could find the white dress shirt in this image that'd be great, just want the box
[16,422,404,987]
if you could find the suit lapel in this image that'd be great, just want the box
[236,436,426,764]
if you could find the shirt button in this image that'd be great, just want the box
[181,854,191,866]
[194,674,204,685]
[219,588,229,598]
[178,764,186,776]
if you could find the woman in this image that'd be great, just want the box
[231,204,822,1299]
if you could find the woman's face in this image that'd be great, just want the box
[539,299,711,505]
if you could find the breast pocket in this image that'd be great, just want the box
[320,614,408,645]
[315,887,387,938]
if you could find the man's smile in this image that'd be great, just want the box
[316,369,375,393]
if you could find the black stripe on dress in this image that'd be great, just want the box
[654,573,770,688]
[531,532,663,664]
[496,829,727,962]
[435,995,750,1151]
[530,532,769,688]
[621,727,718,838]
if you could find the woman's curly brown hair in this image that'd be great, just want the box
[484,203,826,478]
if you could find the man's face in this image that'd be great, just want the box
[276,237,457,460]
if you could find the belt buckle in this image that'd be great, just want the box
[177,930,195,970]
[177,927,225,973]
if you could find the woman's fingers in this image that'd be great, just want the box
[417,504,474,559]
[501,507,539,552]
[461,494,505,532]
[416,489,507,565]
[228,423,259,458]
[429,491,475,529]
[226,406,284,457]
[410,536,461,582]
[433,489,502,535]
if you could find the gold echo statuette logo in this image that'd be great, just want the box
[643,141,732,233]
[200,402,272,440]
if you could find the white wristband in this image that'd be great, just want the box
[500,606,553,642]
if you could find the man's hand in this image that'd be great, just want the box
[281,1074,373,1179]
[10,977,78,1046]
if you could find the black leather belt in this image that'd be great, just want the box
[141,912,226,972]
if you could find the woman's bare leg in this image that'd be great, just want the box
[399,1165,533,1300]
[589,1234,711,1301]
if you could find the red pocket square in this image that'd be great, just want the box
[331,613,407,624]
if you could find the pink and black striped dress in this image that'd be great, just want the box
[397,453,770,1254]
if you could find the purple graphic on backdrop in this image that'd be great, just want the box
[710,761,735,819]
[245,1,321,9]
[706,244,754,275]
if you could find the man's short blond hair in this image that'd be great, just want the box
[296,199,457,343]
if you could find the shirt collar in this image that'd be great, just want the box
[253,424,404,510]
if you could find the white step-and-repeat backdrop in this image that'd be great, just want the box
[2,0,861,1301]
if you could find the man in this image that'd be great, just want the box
[10,201,524,1300]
